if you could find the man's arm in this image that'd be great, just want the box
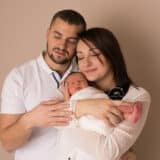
[0,100,72,152]
[0,113,32,152]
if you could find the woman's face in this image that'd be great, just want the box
[76,40,113,84]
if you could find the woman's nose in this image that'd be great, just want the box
[83,57,92,67]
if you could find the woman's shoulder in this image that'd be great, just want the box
[124,85,151,103]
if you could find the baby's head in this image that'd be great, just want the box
[65,72,89,96]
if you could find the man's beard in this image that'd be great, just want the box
[47,47,74,65]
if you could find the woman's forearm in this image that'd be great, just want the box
[100,91,151,159]
[74,98,124,126]
[75,99,94,118]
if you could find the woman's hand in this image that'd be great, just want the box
[91,99,124,127]
[118,102,142,123]
[75,99,133,127]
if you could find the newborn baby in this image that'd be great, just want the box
[63,72,142,136]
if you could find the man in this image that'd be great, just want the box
[0,9,86,160]
[0,9,136,160]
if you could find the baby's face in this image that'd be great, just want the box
[66,73,88,95]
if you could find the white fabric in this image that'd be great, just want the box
[55,85,151,160]
[0,53,151,160]
[69,86,113,136]
[0,53,78,160]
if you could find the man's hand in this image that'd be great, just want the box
[24,100,73,129]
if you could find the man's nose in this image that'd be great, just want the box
[59,39,67,49]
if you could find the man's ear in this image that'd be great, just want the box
[46,28,50,39]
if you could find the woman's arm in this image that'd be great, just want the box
[74,87,151,160]
[103,88,150,160]
[75,98,128,126]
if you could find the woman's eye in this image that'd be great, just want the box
[89,48,101,56]
[91,53,98,56]
[92,51,102,57]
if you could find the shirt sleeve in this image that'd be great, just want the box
[101,87,151,160]
[0,68,26,114]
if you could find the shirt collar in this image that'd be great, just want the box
[37,52,78,78]
[37,53,53,74]
[61,57,78,81]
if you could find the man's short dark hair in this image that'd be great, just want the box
[50,9,86,32]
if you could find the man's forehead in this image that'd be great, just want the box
[51,18,83,37]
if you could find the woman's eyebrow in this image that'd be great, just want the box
[76,51,83,54]
[89,47,99,52]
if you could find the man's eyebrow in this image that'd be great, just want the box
[53,30,78,40]
[53,31,62,36]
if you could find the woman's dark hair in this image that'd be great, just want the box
[78,27,133,91]
[50,9,86,32]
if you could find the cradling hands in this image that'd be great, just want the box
[26,99,73,129]
[86,99,124,127]
[118,101,142,123]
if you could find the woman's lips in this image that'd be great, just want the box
[84,68,97,74]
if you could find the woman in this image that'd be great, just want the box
[74,28,151,159]
[56,28,151,160]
